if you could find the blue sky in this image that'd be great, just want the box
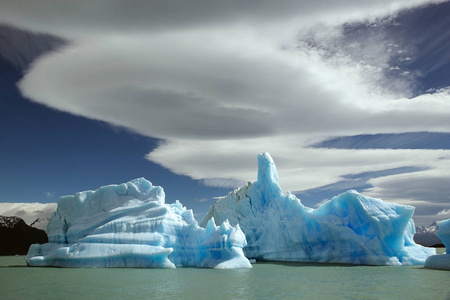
[1,0,449,225]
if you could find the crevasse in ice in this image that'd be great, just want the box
[25,178,251,269]
[201,152,435,265]
[424,218,450,270]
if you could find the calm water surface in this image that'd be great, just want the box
[1,250,449,300]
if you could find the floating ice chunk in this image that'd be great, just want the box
[424,218,450,270]
[26,178,251,269]
[202,152,435,265]
[436,218,450,250]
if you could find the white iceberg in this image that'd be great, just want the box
[201,152,435,265]
[25,178,251,269]
[424,218,450,270]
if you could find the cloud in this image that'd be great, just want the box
[196,198,212,203]
[149,140,450,191]
[363,165,450,225]
[1,0,450,225]
[0,24,64,69]
[313,132,450,150]
[17,28,450,140]
[365,165,450,204]
[0,202,57,229]
[200,178,247,189]
[0,0,443,38]
[437,209,450,218]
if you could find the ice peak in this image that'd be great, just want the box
[257,152,279,185]
[437,219,450,250]
[203,153,435,265]
[255,152,283,205]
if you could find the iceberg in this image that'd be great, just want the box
[424,219,450,270]
[25,178,251,269]
[201,152,435,265]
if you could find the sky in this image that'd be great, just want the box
[0,0,449,226]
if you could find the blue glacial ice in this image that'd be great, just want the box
[25,178,251,269]
[425,218,450,270]
[201,152,435,265]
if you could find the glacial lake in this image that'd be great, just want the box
[1,249,449,300]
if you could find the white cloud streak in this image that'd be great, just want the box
[438,209,450,216]
[148,139,450,192]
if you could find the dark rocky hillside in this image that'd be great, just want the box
[414,222,443,247]
[0,215,48,255]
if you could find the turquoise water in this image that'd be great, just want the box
[1,251,449,300]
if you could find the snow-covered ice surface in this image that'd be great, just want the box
[425,219,450,270]
[201,152,435,266]
[25,178,251,269]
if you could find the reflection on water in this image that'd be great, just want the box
[0,252,449,300]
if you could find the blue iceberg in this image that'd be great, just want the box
[425,218,450,270]
[201,152,435,265]
[25,178,251,269]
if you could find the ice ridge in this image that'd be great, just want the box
[201,152,435,266]
[26,178,251,269]
[424,218,450,270]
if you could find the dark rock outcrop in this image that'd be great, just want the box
[0,216,48,255]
